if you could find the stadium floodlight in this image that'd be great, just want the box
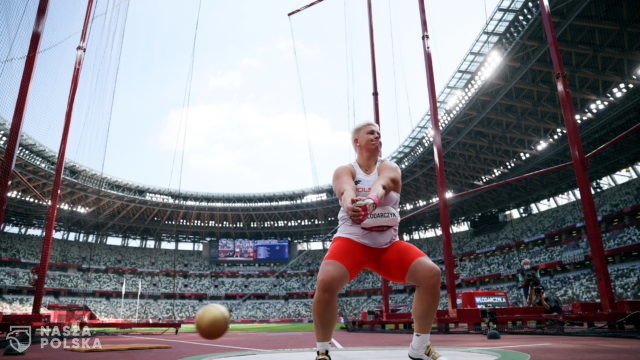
[474,60,639,185]
[536,141,548,151]
[479,50,504,80]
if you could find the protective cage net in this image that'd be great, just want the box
[0,0,638,337]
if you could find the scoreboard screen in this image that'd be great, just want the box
[474,296,509,308]
[217,239,289,261]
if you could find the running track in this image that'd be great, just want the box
[13,330,640,359]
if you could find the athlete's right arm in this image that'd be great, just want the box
[332,165,361,219]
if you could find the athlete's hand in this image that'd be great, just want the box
[345,197,362,223]
[348,197,368,224]
[342,197,358,221]
[351,195,379,224]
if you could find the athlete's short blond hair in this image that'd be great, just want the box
[351,122,379,151]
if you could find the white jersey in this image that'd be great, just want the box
[334,160,400,248]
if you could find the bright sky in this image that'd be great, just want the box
[3,0,501,194]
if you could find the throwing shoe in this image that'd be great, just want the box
[408,342,447,360]
[315,349,331,360]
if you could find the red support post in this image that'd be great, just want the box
[364,0,389,315]
[381,279,391,319]
[538,0,615,312]
[32,0,95,315]
[417,0,457,310]
[367,0,381,126]
[287,0,326,17]
[0,0,50,228]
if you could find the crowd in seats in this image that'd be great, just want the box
[0,179,631,275]
[0,266,387,295]
[287,250,325,271]
[455,246,561,279]
[454,261,640,308]
[0,258,638,320]
[454,225,639,280]
[544,262,640,304]
[0,177,636,276]
[0,179,638,320]
[609,262,640,301]
[595,179,640,215]
[0,267,31,288]
[417,178,639,259]
[0,295,49,314]
[2,254,635,316]
[604,226,640,250]
[0,234,212,271]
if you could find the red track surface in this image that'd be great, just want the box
[13,330,640,359]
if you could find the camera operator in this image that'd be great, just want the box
[517,259,541,305]
[529,285,563,314]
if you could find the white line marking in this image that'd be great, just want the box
[471,343,552,350]
[331,337,344,349]
[119,335,267,351]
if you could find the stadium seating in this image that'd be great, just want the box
[0,178,638,320]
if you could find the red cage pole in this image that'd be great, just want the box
[287,0,327,17]
[367,0,381,127]
[0,0,50,228]
[32,0,95,315]
[417,0,457,310]
[538,0,615,312]
[365,0,390,317]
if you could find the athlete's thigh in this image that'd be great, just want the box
[324,236,370,280]
[368,240,426,283]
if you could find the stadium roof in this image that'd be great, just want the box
[2,0,639,242]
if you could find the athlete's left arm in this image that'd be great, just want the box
[368,160,401,202]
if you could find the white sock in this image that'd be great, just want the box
[409,332,430,353]
[316,341,331,351]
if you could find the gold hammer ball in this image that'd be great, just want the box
[195,303,231,340]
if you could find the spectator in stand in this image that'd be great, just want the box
[517,259,541,305]
[529,285,563,314]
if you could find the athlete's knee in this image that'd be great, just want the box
[409,258,441,287]
[315,265,348,295]
[315,280,343,298]
[427,260,441,277]
[423,262,441,286]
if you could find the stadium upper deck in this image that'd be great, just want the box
[1,0,639,241]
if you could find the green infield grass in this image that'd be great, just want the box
[84,322,342,333]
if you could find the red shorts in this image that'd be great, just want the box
[324,236,427,283]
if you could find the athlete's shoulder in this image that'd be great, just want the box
[334,163,356,176]
[379,159,400,172]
